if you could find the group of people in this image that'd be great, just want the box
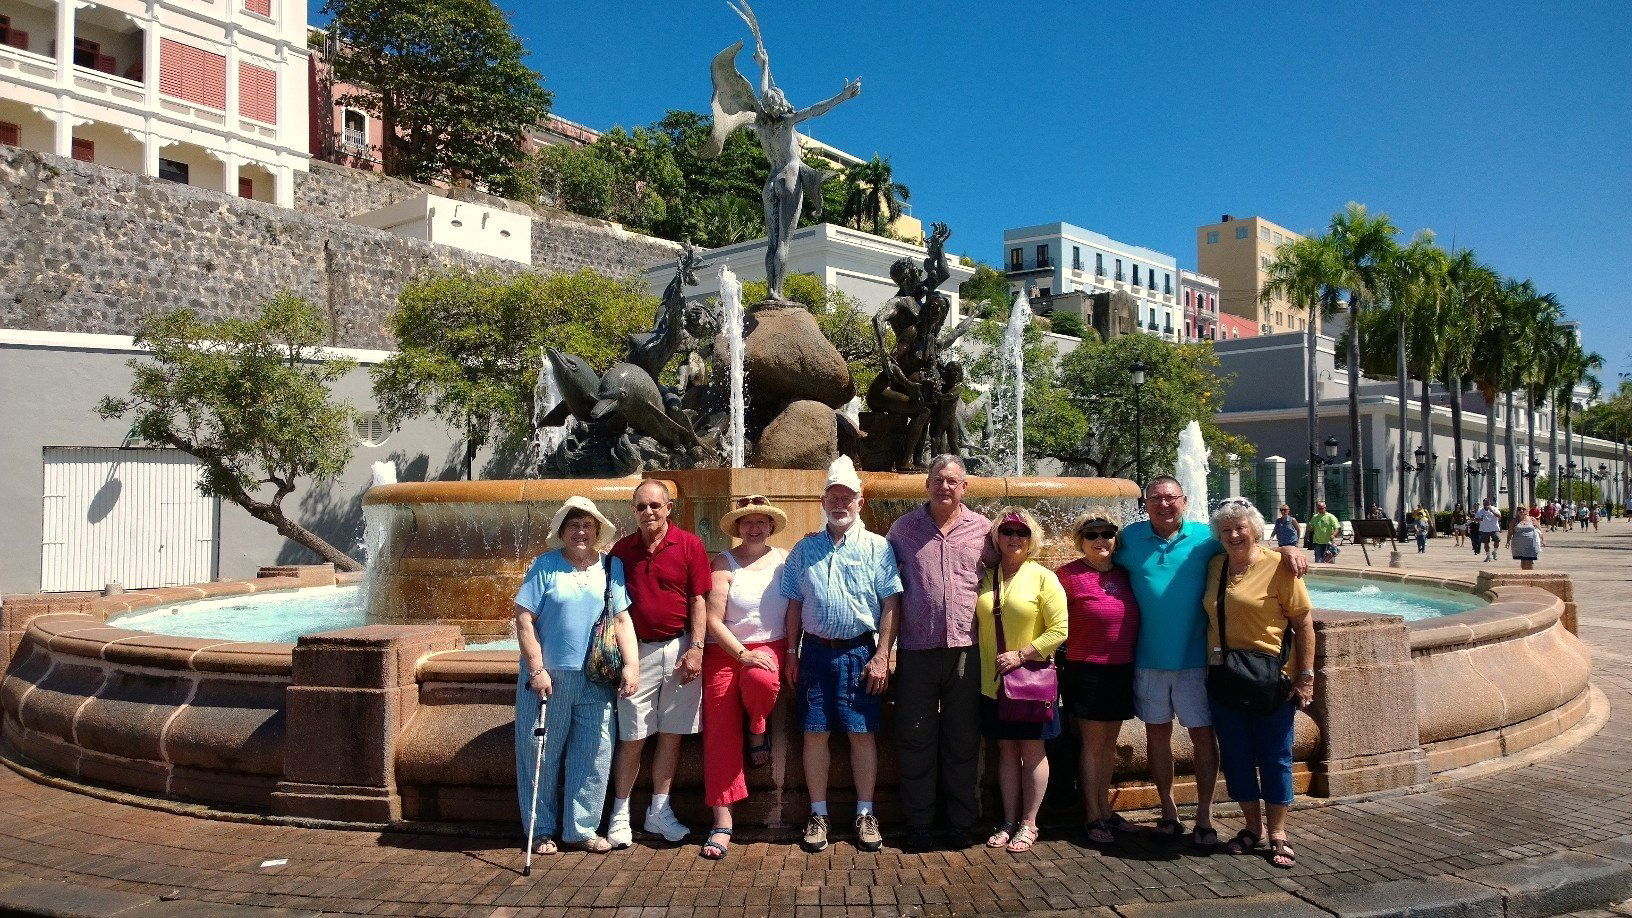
[511,455,1317,870]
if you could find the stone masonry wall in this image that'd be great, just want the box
[0,148,679,349]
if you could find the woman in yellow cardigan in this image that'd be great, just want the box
[975,507,1068,854]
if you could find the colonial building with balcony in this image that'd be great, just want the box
[1002,222,1181,343]
[1179,268,1220,342]
[1,0,310,206]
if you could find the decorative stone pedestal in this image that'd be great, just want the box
[272,625,462,822]
[1308,611,1429,796]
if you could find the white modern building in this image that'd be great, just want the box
[1002,222,1182,342]
[350,192,533,265]
[645,222,974,317]
[0,0,310,205]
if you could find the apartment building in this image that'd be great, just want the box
[0,0,310,205]
[1196,214,1314,336]
[1178,269,1220,343]
[1003,222,1181,342]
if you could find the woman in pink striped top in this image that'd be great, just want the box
[1055,506,1140,844]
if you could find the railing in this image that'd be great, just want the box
[238,117,277,140]
[0,42,57,81]
[74,66,146,105]
[161,96,228,126]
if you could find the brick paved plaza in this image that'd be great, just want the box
[0,522,1630,917]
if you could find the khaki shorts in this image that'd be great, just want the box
[1134,666,1212,729]
[617,635,702,741]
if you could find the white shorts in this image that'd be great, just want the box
[1134,667,1212,729]
[616,635,702,741]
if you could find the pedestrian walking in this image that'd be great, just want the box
[1510,509,1545,571]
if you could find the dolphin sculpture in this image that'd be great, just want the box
[591,363,702,453]
[540,348,608,427]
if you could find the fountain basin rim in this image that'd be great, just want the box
[363,473,1142,507]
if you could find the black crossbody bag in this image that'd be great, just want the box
[1206,561,1291,716]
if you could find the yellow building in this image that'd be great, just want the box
[1196,214,1314,336]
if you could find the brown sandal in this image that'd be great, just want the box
[565,836,612,854]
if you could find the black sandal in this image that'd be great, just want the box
[1269,837,1296,869]
[1153,817,1186,839]
[1223,829,1260,855]
[700,827,732,860]
[1191,824,1219,848]
[745,735,772,768]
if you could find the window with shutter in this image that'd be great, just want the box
[160,39,227,109]
[237,61,277,123]
[0,122,18,146]
[71,138,94,162]
[238,177,254,199]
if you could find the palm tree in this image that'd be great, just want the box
[840,155,911,236]
[1555,341,1604,502]
[1389,233,1449,516]
[1524,318,1571,505]
[1323,203,1399,519]
[1439,253,1498,511]
[1261,236,1344,516]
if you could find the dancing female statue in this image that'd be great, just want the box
[702,0,860,301]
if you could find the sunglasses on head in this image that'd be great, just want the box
[633,500,668,512]
[734,495,769,508]
[1079,525,1119,541]
[997,525,1031,538]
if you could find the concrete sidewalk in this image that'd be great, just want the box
[0,523,1629,917]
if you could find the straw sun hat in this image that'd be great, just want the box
[547,495,618,552]
[719,495,788,539]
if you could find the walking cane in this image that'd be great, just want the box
[521,699,547,876]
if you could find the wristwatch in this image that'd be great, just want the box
[1296,669,1315,679]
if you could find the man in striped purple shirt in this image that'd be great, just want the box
[886,454,993,852]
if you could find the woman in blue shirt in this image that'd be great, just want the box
[514,496,639,855]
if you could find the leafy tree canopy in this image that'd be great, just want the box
[1047,310,1086,338]
[1048,333,1252,479]
[957,263,1011,317]
[96,295,362,570]
[371,268,655,477]
[324,0,552,188]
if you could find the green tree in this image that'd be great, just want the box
[1046,310,1086,338]
[1321,203,1399,517]
[964,306,1080,472]
[1438,252,1500,509]
[840,154,910,235]
[957,263,1010,318]
[371,268,656,479]
[324,0,552,187]
[1047,334,1251,480]
[96,295,362,571]
[1261,234,1344,515]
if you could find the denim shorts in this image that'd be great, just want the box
[797,635,880,734]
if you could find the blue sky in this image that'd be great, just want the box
[343,1,1632,385]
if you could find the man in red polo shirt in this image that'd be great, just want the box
[607,479,712,846]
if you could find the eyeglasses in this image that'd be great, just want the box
[1079,526,1118,541]
[734,495,769,508]
[997,526,1031,538]
[1220,497,1253,509]
[633,501,669,512]
[1147,494,1184,504]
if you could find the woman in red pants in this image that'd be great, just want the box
[698,496,790,859]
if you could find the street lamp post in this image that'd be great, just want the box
[1131,359,1147,504]
[1311,435,1338,517]
[1525,456,1541,508]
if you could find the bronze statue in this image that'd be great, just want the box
[702,0,860,301]
[861,223,977,470]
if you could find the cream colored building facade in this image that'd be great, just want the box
[1196,214,1314,336]
[0,0,310,206]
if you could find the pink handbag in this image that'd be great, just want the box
[989,566,1058,723]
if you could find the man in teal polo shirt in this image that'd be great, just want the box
[1115,476,1308,846]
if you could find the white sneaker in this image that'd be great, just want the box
[644,806,691,842]
[607,808,632,849]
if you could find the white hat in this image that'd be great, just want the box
[824,455,863,495]
[547,495,618,552]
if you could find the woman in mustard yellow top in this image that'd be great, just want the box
[974,507,1068,854]
[1203,499,1315,870]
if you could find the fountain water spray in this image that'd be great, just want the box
[530,346,566,466]
[719,265,747,468]
[1176,420,1211,524]
[1000,289,1032,476]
